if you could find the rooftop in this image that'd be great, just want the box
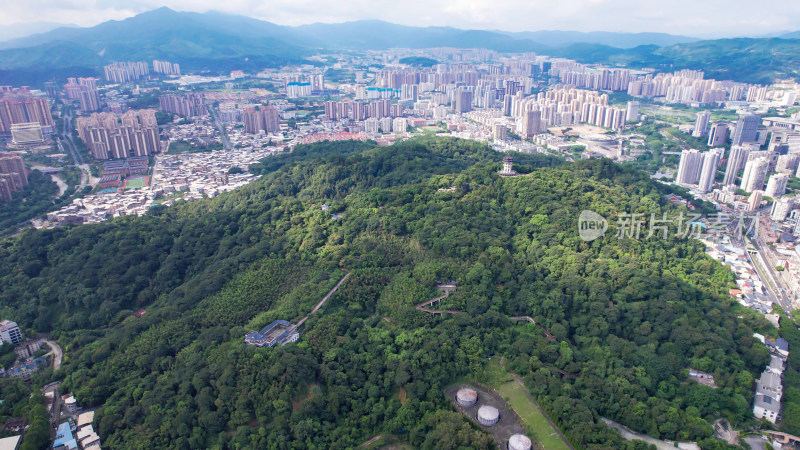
[0,436,21,450]
[244,320,298,347]
[760,370,782,386]
[770,355,786,373]
[755,394,780,413]
[77,411,95,428]
[767,337,789,352]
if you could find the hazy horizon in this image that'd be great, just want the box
[1,1,799,39]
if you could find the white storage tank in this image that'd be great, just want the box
[477,405,500,426]
[508,434,532,450]
[456,387,478,406]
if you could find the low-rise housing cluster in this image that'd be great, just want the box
[163,115,221,148]
[151,148,273,201]
[227,127,283,149]
[47,190,154,225]
[0,321,50,380]
[43,146,276,226]
[703,238,774,314]
[54,410,101,450]
[5,356,47,379]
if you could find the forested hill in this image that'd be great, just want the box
[555,38,800,85]
[0,137,771,449]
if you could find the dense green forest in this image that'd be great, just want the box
[0,379,50,450]
[0,137,772,449]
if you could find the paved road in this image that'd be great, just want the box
[60,109,85,166]
[58,142,96,189]
[206,101,231,150]
[757,239,792,308]
[28,164,68,197]
[43,339,63,371]
[60,108,100,188]
[725,214,793,312]
[151,154,163,188]
[41,381,61,440]
[749,235,793,311]
[50,174,68,197]
[743,435,768,450]
[601,418,698,450]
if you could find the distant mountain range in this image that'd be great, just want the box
[0,7,798,86]
[0,9,305,70]
[504,30,699,48]
[291,20,548,53]
[0,21,77,42]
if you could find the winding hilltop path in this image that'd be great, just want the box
[413,289,558,344]
[510,316,556,340]
[415,284,462,314]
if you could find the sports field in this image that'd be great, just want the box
[124,176,150,189]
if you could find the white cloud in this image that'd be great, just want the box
[1,0,799,37]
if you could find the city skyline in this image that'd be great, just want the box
[2,1,800,38]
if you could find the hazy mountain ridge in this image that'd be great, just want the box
[0,22,77,42]
[0,7,798,84]
[504,30,699,48]
[0,8,308,76]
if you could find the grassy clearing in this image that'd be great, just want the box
[360,435,413,450]
[485,358,571,450]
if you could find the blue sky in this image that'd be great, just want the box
[2,0,799,37]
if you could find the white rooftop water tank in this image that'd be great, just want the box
[477,405,500,426]
[456,387,478,406]
[508,434,532,450]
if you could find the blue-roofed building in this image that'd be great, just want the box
[244,320,300,348]
[7,356,47,379]
[776,338,789,356]
[53,422,78,449]
[53,436,77,449]
[54,422,70,439]
[766,337,790,357]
